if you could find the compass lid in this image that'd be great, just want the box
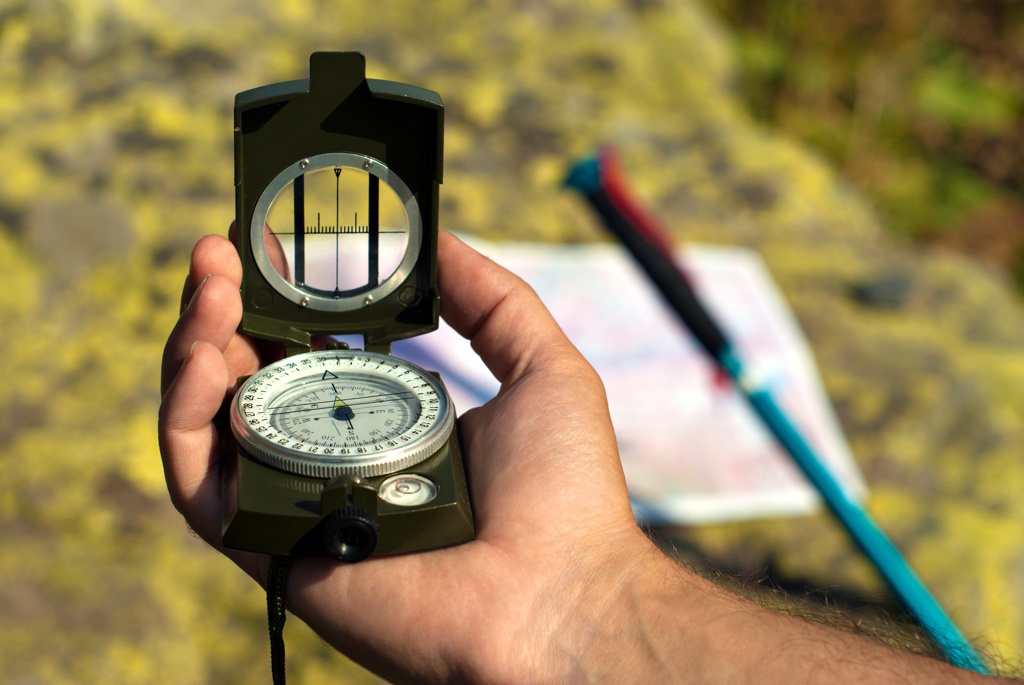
[234,52,444,355]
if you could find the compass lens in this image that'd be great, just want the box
[264,165,410,296]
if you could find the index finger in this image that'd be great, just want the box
[178,233,244,314]
[179,224,288,312]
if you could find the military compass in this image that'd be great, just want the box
[223,52,474,563]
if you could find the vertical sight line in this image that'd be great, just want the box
[294,174,305,285]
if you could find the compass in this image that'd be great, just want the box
[222,52,474,562]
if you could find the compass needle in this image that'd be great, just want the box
[331,394,355,423]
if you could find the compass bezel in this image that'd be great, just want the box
[230,350,455,478]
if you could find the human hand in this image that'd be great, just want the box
[158,230,663,683]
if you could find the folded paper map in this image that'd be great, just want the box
[391,238,865,524]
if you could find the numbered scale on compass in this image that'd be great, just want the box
[230,350,454,483]
[253,153,420,309]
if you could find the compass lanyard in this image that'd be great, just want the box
[267,555,293,685]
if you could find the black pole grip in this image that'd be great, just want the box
[583,188,730,361]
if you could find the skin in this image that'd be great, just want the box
[159,231,1007,684]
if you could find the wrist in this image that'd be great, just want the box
[497,529,699,684]
[545,537,710,684]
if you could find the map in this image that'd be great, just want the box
[390,237,866,524]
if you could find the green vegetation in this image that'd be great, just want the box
[709,0,1024,273]
[0,0,1022,681]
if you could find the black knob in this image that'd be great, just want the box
[322,507,379,562]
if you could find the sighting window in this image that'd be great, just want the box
[250,153,422,312]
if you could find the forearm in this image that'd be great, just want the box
[532,536,1003,684]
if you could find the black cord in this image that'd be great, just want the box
[267,555,293,685]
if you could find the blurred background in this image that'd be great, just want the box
[1,0,1023,682]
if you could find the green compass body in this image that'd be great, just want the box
[223,52,474,561]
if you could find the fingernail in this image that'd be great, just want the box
[186,275,212,312]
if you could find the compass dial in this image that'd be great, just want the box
[230,350,454,478]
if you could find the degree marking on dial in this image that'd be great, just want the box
[235,350,453,475]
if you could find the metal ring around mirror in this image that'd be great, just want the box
[250,152,422,312]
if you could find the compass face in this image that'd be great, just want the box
[250,152,422,313]
[230,350,453,478]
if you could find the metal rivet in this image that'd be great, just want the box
[362,161,373,170]
[299,159,310,170]
[398,286,418,306]
[300,296,310,307]
[363,295,374,306]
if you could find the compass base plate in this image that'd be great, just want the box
[222,431,474,557]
